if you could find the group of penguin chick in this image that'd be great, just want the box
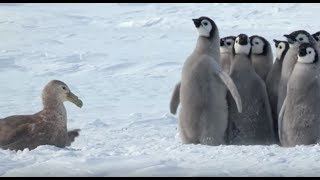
[170,16,320,147]
[1,16,319,152]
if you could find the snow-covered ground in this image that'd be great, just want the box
[1,3,320,177]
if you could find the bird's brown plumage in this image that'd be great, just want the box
[0,80,83,151]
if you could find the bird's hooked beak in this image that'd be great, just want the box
[67,91,83,108]
[284,34,295,44]
[192,18,201,28]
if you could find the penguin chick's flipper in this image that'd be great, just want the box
[278,97,287,142]
[67,129,80,145]
[170,82,181,115]
[213,62,242,113]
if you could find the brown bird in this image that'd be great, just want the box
[0,80,83,151]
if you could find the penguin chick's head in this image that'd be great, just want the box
[312,31,320,41]
[284,30,312,45]
[273,39,289,60]
[250,35,269,55]
[220,36,236,53]
[192,16,217,38]
[233,34,251,55]
[297,43,318,64]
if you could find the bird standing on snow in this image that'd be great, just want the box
[227,34,275,145]
[279,43,320,147]
[277,30,317,116]
[169,16,242,145]
[265,39,289,144]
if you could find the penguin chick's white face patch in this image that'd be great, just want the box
[298,47,316,64]
[276,42,286,60]
[296,34,309,43]
[289,34,310,48]
[220,39,234,53]
[234,37,251,55]
[251,37,264,54]
[197,19,212,37]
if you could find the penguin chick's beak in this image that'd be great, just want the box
[298,47,307,57]
[192,18,201,28]
[220,39,224,46]
[67,91,83,108]
[284,34,295,44]
[273,39,279,47]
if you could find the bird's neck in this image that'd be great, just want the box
[194,36,220,62]
[42,98,67,125]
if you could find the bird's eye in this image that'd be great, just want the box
[236,40,239,43]
[203,22,208,26]
[308,51,312,54]
[299,38,303,41]
[62,86,66,90]
[279,46,282,49]
[255,42,259,45]
[226,42,231,46]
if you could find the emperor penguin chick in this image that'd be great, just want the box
[279,43,320,147]
[277,30,318,115]
[169,16,242,145]
[265,39,289,144]
[227,34,275,145]
[250,35,274,81]
[220,36,236,73]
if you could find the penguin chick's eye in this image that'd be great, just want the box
[62,86,66,90]
[308,51,312,54]
[203,22,208,26]
[255,42,259,45]
[279,46,282,49]
[236,40,239,43]
[226,42,231,46]
[299,38,303,41]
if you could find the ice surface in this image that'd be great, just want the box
[1,3,320,177]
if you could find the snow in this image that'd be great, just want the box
[1,3,320,177]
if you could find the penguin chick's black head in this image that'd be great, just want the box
[250,35,269,55]
[273,39,281,47]
[298,45,308,57]
[192,16,217,38]
[312,31,320,41]
[298,43,318,63]
[275,40,289,61]
[284,30,312,44]
[220,38,224,46]
[221,36,236,48]
[237,34,249,45]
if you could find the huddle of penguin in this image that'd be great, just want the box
[170,16,320,147]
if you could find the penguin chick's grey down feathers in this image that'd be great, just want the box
[170,16,242,146]
[279,43,320,147]
[227,33,275,145]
